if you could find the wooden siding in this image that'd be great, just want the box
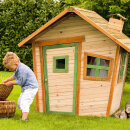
[35,15,96,41]
[110,52,128,115]
[35,46,44,112]
[46,47,75,112]
[35,15,117,116]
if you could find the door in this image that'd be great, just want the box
[43,43,78,115]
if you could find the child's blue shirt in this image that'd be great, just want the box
[13,62,39,92]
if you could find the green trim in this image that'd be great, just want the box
[87,65,109,70]
[53,55,69,73]
[43,42,78,115]
[87,58,109,77]
[43,46,50,112]
[73,43,78,114]
[95,58,100,77]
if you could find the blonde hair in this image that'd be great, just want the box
[3,52,20,68]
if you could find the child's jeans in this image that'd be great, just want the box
[18,88,38,113]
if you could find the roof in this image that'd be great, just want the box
[18,6,130,52]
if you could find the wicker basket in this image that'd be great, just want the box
[0,84,13,101]
[0,101,16,117]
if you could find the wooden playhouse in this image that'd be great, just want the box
[18,6,130,116]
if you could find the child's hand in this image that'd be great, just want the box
[4,82,13,87]
[1,80,8,84]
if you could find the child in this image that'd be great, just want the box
[1,52,39,121]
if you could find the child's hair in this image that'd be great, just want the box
[3,52,20,68]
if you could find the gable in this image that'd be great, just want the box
[18,6,130,52]
[35,13,97,41]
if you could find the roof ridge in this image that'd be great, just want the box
[70,6,96,13]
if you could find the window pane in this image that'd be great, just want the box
[100,59,109,67]
[87,56,97,65]
[99,70,108,77]
[56,59,65,69]
[120,66,124,78]
[119,51,126,79]
[87,68,96,76]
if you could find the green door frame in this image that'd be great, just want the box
[43,42,78,115]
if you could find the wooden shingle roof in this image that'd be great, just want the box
[18,6,130,52]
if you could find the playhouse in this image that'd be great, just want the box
[18,6,130,116]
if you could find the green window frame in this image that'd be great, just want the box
[53,55,69,73]
[83,52,113,81]
[119,49,127,80]
[87,57,109,77]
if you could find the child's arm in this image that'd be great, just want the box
[1,76,15,83]
[4,81,17,87]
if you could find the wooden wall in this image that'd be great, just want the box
[110,53,128,115]
[34,45,44,112]
[35,14,117,116]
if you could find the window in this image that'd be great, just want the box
[118,49,127,80]
[83,52,113,80]
[53,55,69,73]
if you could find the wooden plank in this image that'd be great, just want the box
[50,101,73,106]
[50,106,72,112]
[47,76,74,80]
[75,42,81,115]
[80,93,109,99]
[46,47,75,53]
[80,97,109,102]
[80,89,110,96]
[80,101,108,106]
[118,39,130,43]
[79,84,111,89]
[49,98,73,103]
[32,40,39,112]
[79,111,106,116]
[48,82,74,86]
[39,46,46,113]
[80,108,107,114]
[48,88,73,94]
[82,49,116,58]
[79,104,107,112]
[83,46,117,53]
[47,49,75,54]
[106,46,120,116]
[37,36,85,46]
[49,23,92,31]
[49,91,73,97]
[49,95,73,100]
